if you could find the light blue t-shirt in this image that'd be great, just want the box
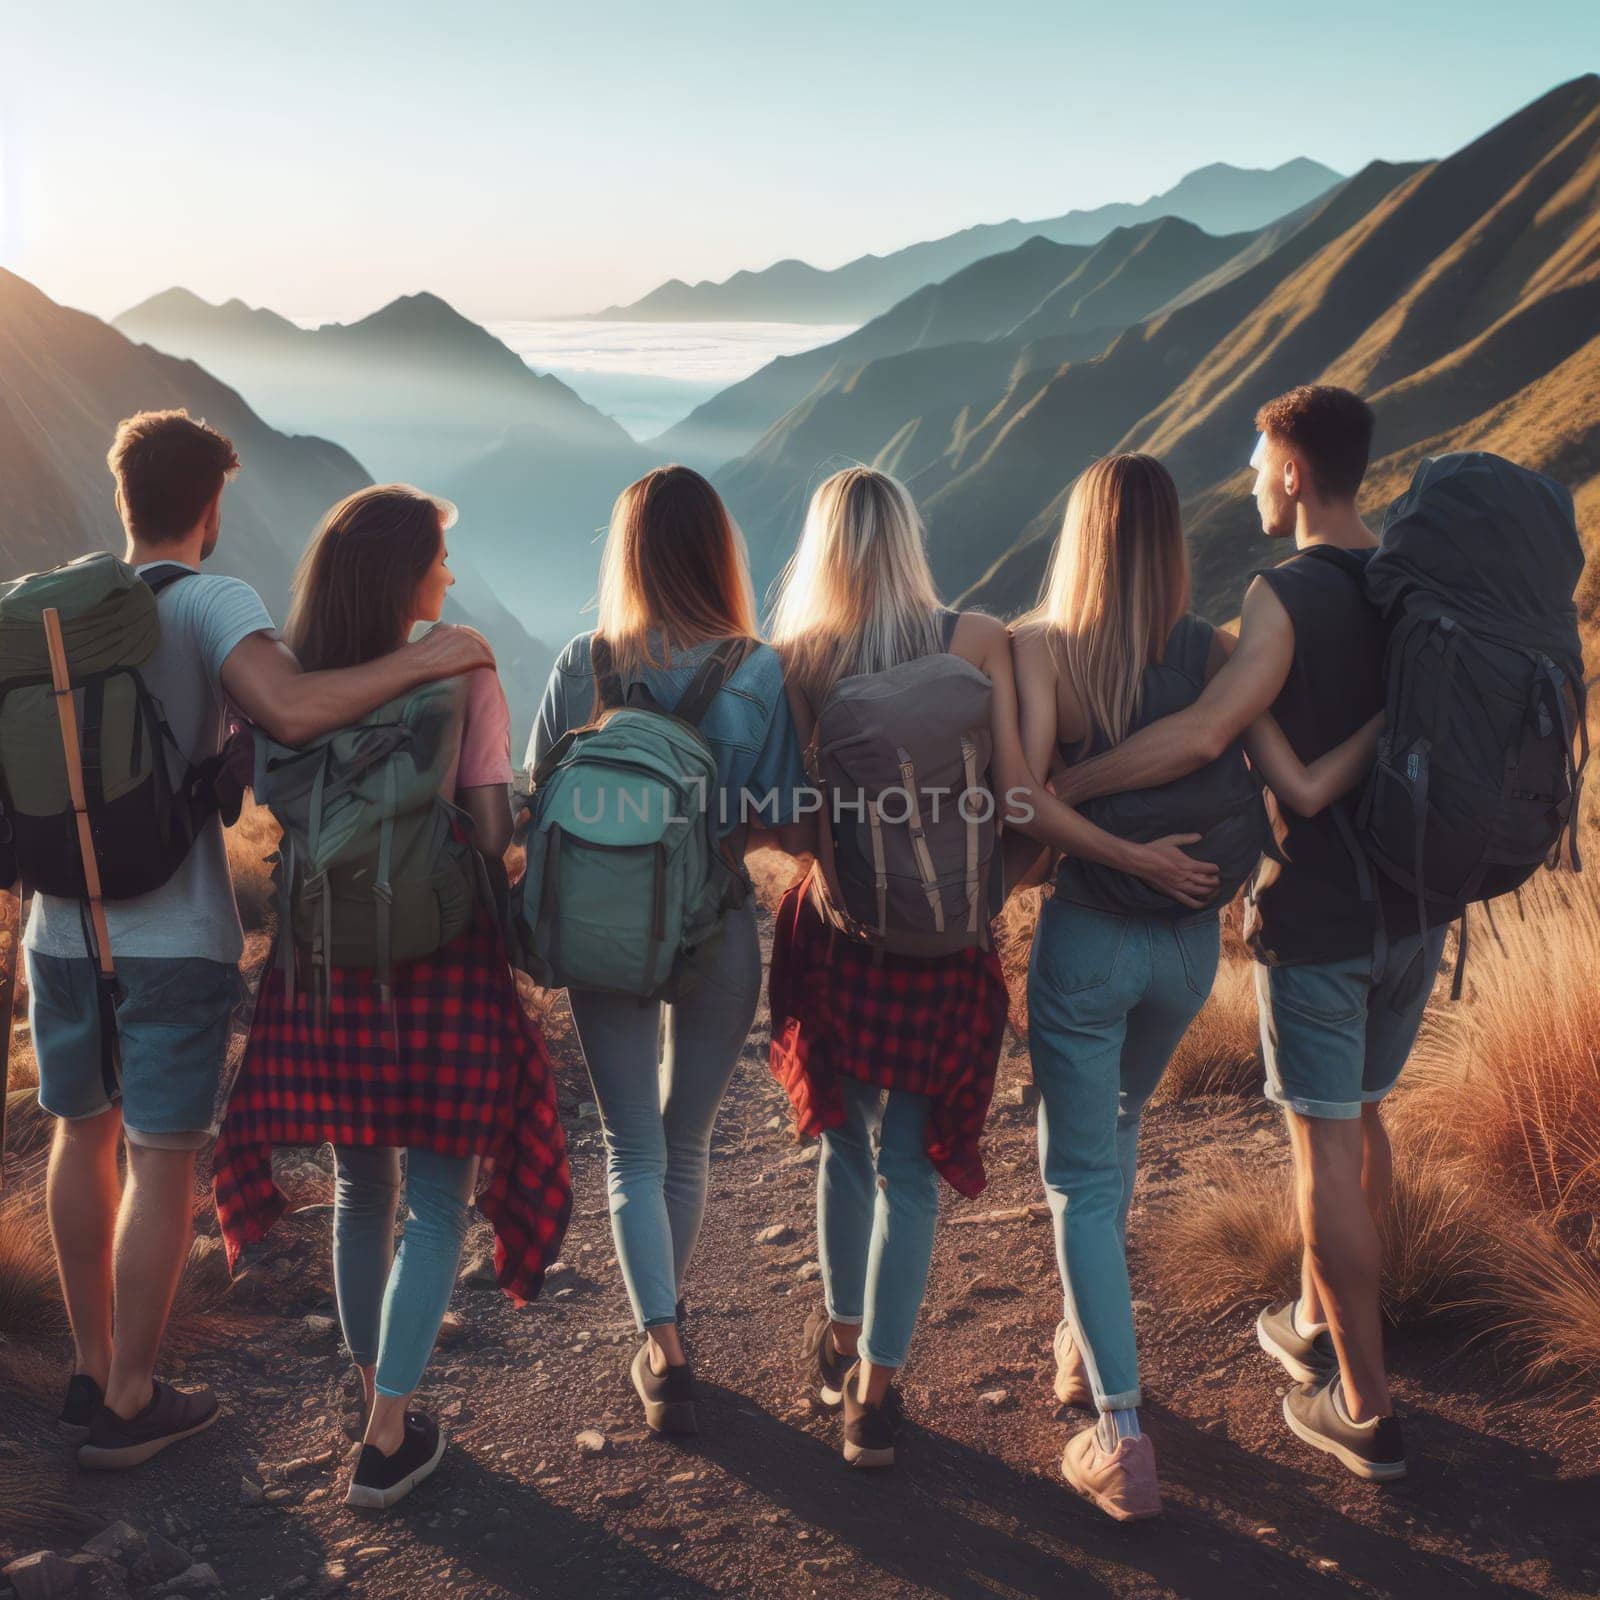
[526,633,808,840]
[27,566,277,961]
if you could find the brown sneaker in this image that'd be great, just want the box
[77,1380,219,1470]
[1060,1421,1162,1521]
[1052,1321,1092,1408]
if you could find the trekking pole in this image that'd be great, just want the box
[0,886,18,1194]
[41,609,120,1092]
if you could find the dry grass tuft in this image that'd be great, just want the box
[5,1085,52,1162]
[1149,1136,1300,1321]
[0,1184,65,1345]
[0,1458,94,1545]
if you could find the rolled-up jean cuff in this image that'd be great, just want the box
[858,1336,908,1370]
[1263,1080,1362,1121]
[824,1297,864,1327]
[1096,1387,1142,1412]
[124,1125,213,1151]
[1359,1081,1400,1104]
[374,1383,408,1399]
[641,1314,678,1331]
[44,1097,118,1123]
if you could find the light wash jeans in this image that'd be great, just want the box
[1028,898,1220,1410]
[333,1145,480,1398]
[567,899,761,1329]
[818,1079,940,1369]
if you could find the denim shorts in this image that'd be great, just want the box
[27,950,244,1145]
[1255,927,1448,1120]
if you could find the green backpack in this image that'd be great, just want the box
[517,637,748,999]
[256,675,486,1006]
[0,552,241,900]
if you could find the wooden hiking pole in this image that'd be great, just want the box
[0,887,18,1194]
[41,608,119,1089]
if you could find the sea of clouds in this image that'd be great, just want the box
[488,319,856,440]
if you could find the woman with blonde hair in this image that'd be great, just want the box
[1012,452,1377,1520]
[765,465,1197,1470]
[527,464,807,1436]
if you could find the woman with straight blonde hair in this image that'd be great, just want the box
[1012,452,1378,1520]
[765,465,1193,1470]
[527,465,807,1436]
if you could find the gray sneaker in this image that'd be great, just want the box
[1282,1375,1406,1482]
[1256,1300,1337,1385]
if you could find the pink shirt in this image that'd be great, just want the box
[445,667,513,797]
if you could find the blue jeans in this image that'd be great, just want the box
[1028,899,1220,1409]
[818,1079,939,1370]
[567,900,761,1329]
[333,1146,479,1398]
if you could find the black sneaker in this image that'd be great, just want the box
[77,1381,219,1469]
[1257,1300,1338,1386]
[1282,1375,1406,1482]
[630,1342,698,1436]
[801,1307,850,1408]
[58,1373,103,1444]
[840,1364,896,1469]
[345,1412,447,1509]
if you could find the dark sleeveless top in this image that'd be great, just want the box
[1054,615,1252,920]
[1248,547,1421,964]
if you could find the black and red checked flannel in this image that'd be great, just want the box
[213,915,571,1303]
[768,865,1008,1197]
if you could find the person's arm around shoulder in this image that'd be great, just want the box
[456,666,514,858]
[221,623,494,747]
[1057,578,1296,806]
[960,612,1221,909]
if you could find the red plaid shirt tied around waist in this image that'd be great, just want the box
[213,915,571,1303]
[767,866,1008,1196]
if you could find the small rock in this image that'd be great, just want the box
[782,1144,820,1166]
[574,1429,610,1456]
[755,1223,796,1247]
[131,1535,192,1586]
[796,1260,822,1282]
[764,1115,783,1131]
[543,1260,573,1283]
[5,1552,82,1600]
[1317,1560,1339,1574]
[1254,1526,1277,1538]
[81,1523,146,1565]
[435,1311,467,1345]
[458,1253,498,1289]
[302,1314,338,1341]
[151,1567,221,1598]
[351,1548,390,1561]
[317,1561,347,1594]
[264,1488,297,1505]
[978,1388,1011,1408]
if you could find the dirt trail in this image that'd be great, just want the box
[3,939,1598,1599]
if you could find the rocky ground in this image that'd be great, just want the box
[3,930,1599,1599]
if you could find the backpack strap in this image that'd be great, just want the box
[960,736,980,935]
[674,639,752,729]
[895,745,945,935]
[589,635,626,715]
[1296,543,1372,587]
[138,563,196,597]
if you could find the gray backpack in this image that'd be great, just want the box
[810,612,1001,958]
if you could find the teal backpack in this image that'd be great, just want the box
[255,675,487,1008]
[518,637,749,999]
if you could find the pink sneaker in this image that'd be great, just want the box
[1052,1321,1093,1408]
[1060,1421,1162,1521]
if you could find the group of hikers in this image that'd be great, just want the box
[10,383,1585,1523]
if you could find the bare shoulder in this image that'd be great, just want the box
[950,609,1013,671]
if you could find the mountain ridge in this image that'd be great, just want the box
[592,158,1343,325]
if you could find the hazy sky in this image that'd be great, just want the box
[4,1,1596,324]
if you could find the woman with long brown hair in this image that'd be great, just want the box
[1012,452,1375,1520]
[214,485,570,1510]
[526,465,806,1436]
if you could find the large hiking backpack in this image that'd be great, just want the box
[0,553,242,900]
[1065,615,1270,917]
[810,640,1002,959]
[256,675,485,1007]
[517,636,749,999]
[1350,453,1587,992]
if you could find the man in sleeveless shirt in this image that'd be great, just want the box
[1058,387,1448,1481]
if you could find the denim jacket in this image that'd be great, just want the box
[525,632,808,841]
